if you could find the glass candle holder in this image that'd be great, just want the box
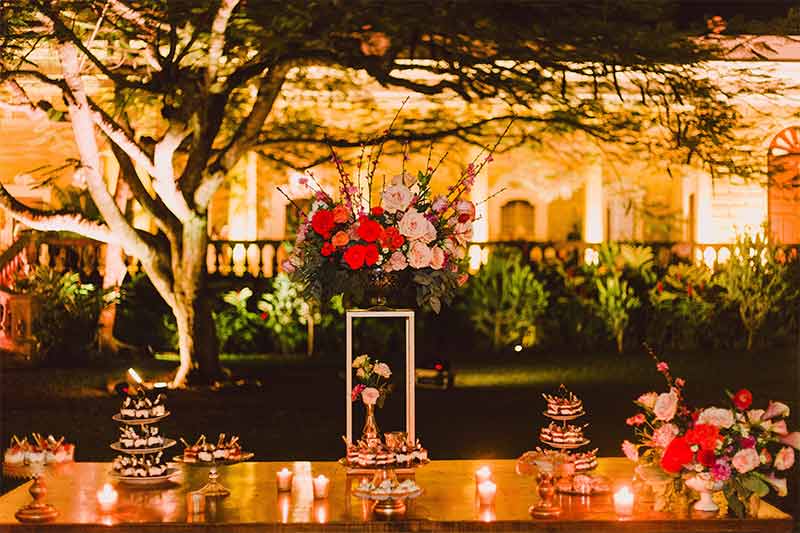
[277,468,293,492]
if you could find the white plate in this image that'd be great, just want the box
[112,412,170,425]
[109,467,180,486]
[110,439,176,454]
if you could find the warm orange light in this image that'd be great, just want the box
[479,504,496,523]
[278,492,290,523]
[314,500,329,524]
[276,468,293,492]
[312,475,330,499]
[477,480,497,505]
[475,466,492,484]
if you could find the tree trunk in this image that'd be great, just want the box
[171,215,222,387]
[616,330,624,354]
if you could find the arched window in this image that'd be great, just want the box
[768,127,800,243]
[500,200,535,241]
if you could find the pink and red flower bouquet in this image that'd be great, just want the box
[623,359,799,517]
[283,142,487,312]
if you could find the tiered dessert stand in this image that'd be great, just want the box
[110,409,178,486]
[540,407,590,454]
[174,447,254,497]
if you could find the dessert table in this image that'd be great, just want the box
[0,458,792,532]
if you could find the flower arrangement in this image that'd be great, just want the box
[623,352,800,516]
[281,109,509,312]
[351,354,393,408]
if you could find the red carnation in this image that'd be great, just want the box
[312,209,335,238]
[343,245,366,270]
[661,436,693,474]
[357,218,383,243]
[321,242,335,257]
[364,244,379,266]
[698,449,716,468]
[685,424,720,452]
[371,206,385,217]
[733,388,753,410]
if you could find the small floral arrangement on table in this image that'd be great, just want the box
[622,354,800,517]
[281,107,509,312]
[351,354,393,408]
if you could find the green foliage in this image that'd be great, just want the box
[594,276,640,353]
[17,266,108,365]
[115,273,175,351]
[258,274,312,354]
[463,250,548,352]
[648,264,714,350]
[215,288,266,353]
[714,232,796,350]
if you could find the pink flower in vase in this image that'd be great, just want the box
[361,387,380,406]
[408,241,433,269]
[653,389,679,421]
[621,440,639,462]
[430,246,445,270]
[385,251,408,272]
[382,185,413,213]
[774,447,795,471]
[732,448,760,474]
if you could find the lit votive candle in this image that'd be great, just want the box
[277,468,293,492]
[613,486,634,517]
[313,474,330,499]
[475,466,492,484]
[96,483,118,511]
[477,480,497,505]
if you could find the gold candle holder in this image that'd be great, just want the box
[15,474,59,523]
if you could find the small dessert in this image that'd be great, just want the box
[543,385,584,417]
[4,444,25,466]
[112,451,169,478]
[120,396,136,419]
[571,449,598,472]
[150,394,167,417]
[540,422,587,446]
[198,444,214,463]
[147,427,164,448]
[180,434,244,463]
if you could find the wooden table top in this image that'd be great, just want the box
[0,458,793,532]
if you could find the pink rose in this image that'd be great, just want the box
[764,401,790,420]
[381,185,413,213]
[747,409,765,424]
[430,246,445,270]
[457,273,469,286]
[432,196,448,213]
[443,237,466,259]
[622,440,639,462]
[453,221,473,245]
[455,200,476,222]
[779,432,800,450]
[407,241,433,269]
[774,447,795,471]
[281,259,296,274]
[391,171,416,187]
[656,361,669,373]
[421,221,437,243]
[653,390,678,422]
[765,473,788,497]
[697,407,734,428]
[636,392,658,411]
[399,209,435,242]
[361,387,380,406]
[385,251,408,272]
[652,423,679,449]
[732,448,760,474]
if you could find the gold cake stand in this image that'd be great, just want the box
[340,458,427,518]
[14,474,58,523]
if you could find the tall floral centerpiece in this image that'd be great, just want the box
[281,113,508,311]
[623,355,800,517]
[351,354,393,445]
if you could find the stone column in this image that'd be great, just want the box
[583,162,604,243]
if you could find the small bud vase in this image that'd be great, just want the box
[361,403,380,446]
[685,473,724,513]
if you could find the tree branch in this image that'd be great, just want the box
[0,182,113,243]
[206,0,240,92]
[105,0,171,35]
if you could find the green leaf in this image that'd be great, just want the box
[741,473,769,498]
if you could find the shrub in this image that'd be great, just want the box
[17,265,107,365]
[215,287,267,353]
[648,263,713,350]
[594,275,640,353]
[714,232,796,350]
[115,273,175,351]
[463,249,548,352]
[258,274,313,354]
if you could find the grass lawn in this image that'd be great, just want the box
[2,345,799,512]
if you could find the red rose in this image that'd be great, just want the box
[321,242,335,257]
[343,245,366,270]
[357,218,383,243]
[661,436,693,474]
[312,209,335,238]
[698,449,716,468]
[364,244,379,266]
[371,206,385,217]
[379,227,405,250]
[685,424,720,451]
[733,389,753,410]
[260,312,268,320]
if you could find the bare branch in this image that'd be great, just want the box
[105,0,171,35]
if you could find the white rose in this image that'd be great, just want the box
[373,362,391,379]
[697,407,735,428]
[653,390,678,422]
